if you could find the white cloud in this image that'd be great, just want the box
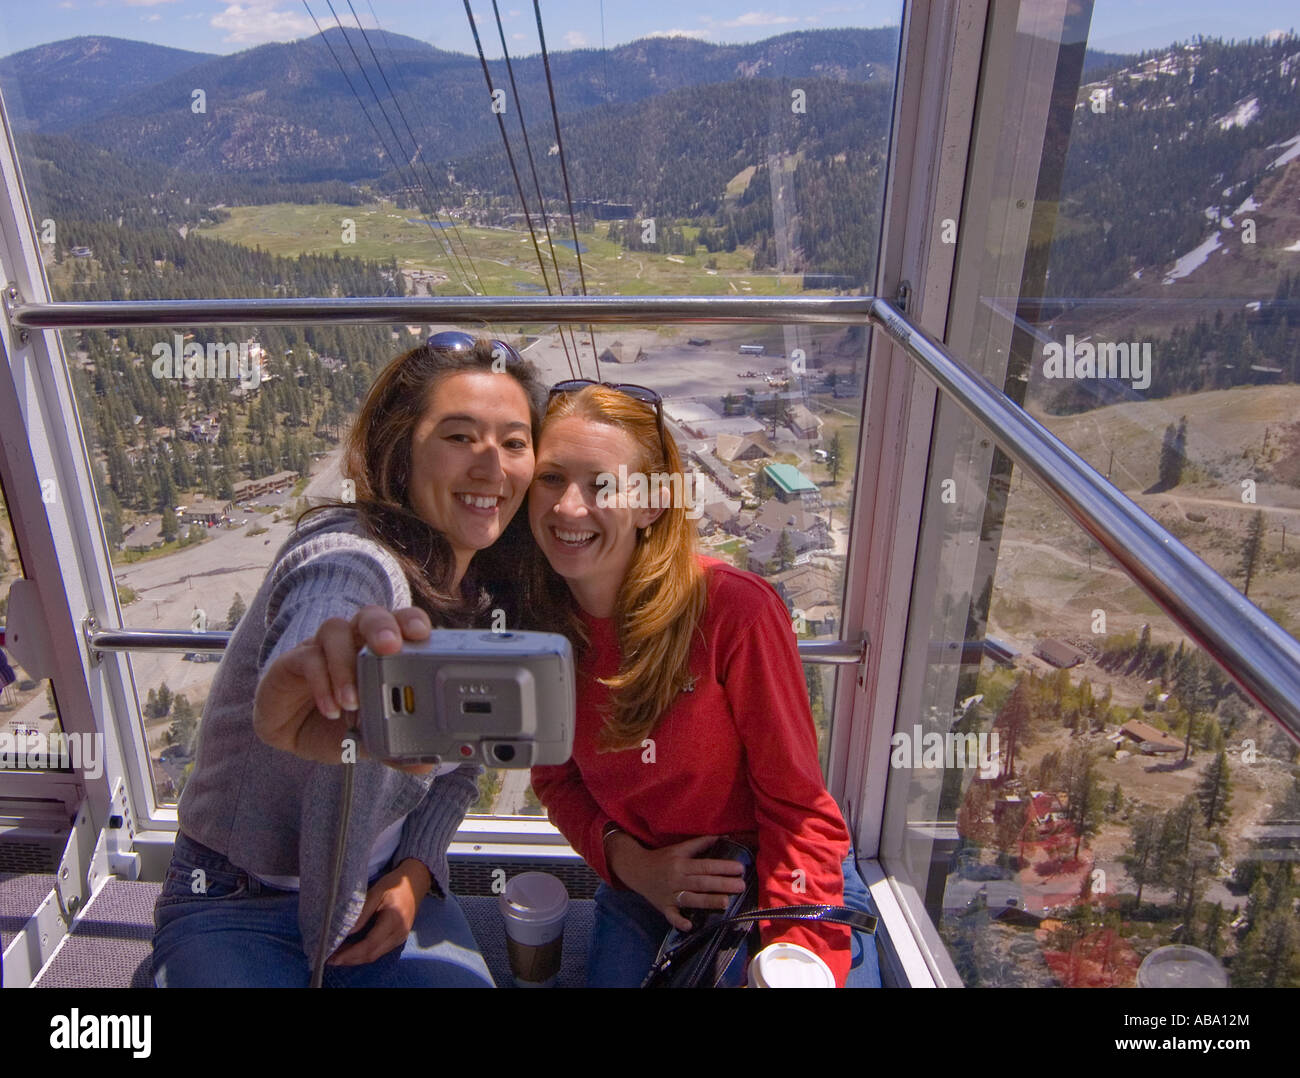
[707,12,800,29]
[511,33,525,42]
[211,3,315,45]
[124,0,176,6]
[564,30,589,47]
[143,12,162,21]
[59,1,76,8]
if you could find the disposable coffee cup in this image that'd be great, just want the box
[499,872,568,987]
[747,942,834,988]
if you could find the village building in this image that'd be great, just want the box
[177,497,233,526]
[763,462,819,504]
[788,403,823,440]
[232,470,300,503]
[715,431,775,463]
[597,340,646,365]
[692,451,743,499]
[1116,719,1185,755]
[1033,638,1086,668]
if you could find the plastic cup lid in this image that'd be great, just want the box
[1137,945,1228,988]
[499,871,569,921]
[750,942,834,987]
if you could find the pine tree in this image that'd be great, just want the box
[1063,744,1104,859]
[776,529,796,571]
[1156,419,1187,490]
[1240,510,1265,597]
[826,429,844,484]
[226,592,246,631]
[168,694,197,750]
[1195,750,1233,829]
[1123,808,1163,906]
[993,676,1034,782]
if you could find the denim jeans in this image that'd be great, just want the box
[588,849,883,987]
[152,832,494,987]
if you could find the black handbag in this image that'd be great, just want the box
[640,838,878,988]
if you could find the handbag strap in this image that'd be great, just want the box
[643,904,877,987]
[703,904,878,934]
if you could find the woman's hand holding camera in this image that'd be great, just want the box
[253,605,432,771]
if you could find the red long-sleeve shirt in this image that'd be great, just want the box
[531,557,851,985]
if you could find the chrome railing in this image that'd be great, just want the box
[78,626,869,666]
[10,292,1299,739]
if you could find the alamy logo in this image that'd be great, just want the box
[1042,334,1151,390]
[889,725,1000,778]
[151,334,262,388]
[0,730,103,780]
[595,465,703,520]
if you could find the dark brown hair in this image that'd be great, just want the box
[303,338,548,626]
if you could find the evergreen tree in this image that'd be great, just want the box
[226,592,246,631]
[168,694,197,750]
[1122,808,1163,906]
[1063,744,1104,859]
[826,429,844,484]
[1195,750,1233,830]
[993,676,1034,782]
[1240,510,1265,597]
[1156,418,1187,489]
[1203,901,1226,956]
[776,528,796,571]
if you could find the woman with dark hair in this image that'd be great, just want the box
[528,383,880,988]
[151,334,546,987]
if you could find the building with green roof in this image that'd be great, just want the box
[763,462,818,502]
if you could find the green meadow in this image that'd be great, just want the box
[197,200,806,298]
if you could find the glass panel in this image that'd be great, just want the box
[0,3,903,811]
[886,0,1300,987]
[0,479,66,772]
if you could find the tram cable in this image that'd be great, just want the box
[302,2,476,297]
[532,0,599,378]
[463,0,579,378]
[346,0,487,299]
[488,0,583,375]
[323,0,482,296]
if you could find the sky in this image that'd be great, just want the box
[0,0,1294,59]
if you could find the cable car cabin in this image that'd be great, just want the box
[1,0,1299,1002]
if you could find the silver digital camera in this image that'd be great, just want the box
[356,630,575,767]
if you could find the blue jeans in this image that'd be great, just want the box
[588,850,882,987]
[152,833,494,987]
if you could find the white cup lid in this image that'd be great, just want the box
[749,943,834,987]
[500,871,569,921]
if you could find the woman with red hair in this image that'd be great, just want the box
[527,382,879,987]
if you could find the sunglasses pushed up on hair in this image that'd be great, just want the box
[547,379,668,460]
[426,330,524,366]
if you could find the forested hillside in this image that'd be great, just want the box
[51,222,411,547]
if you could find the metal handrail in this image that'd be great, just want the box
[8,292,1298,739]
[80,627,868,666]
[867,297,1300,741]
[6,293,871,329]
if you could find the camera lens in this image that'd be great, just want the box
[492,743,516,763]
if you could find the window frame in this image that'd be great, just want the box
[0,1,1009,985]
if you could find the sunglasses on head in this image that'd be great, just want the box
[548,378,667,460]
[426,330,523,365]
